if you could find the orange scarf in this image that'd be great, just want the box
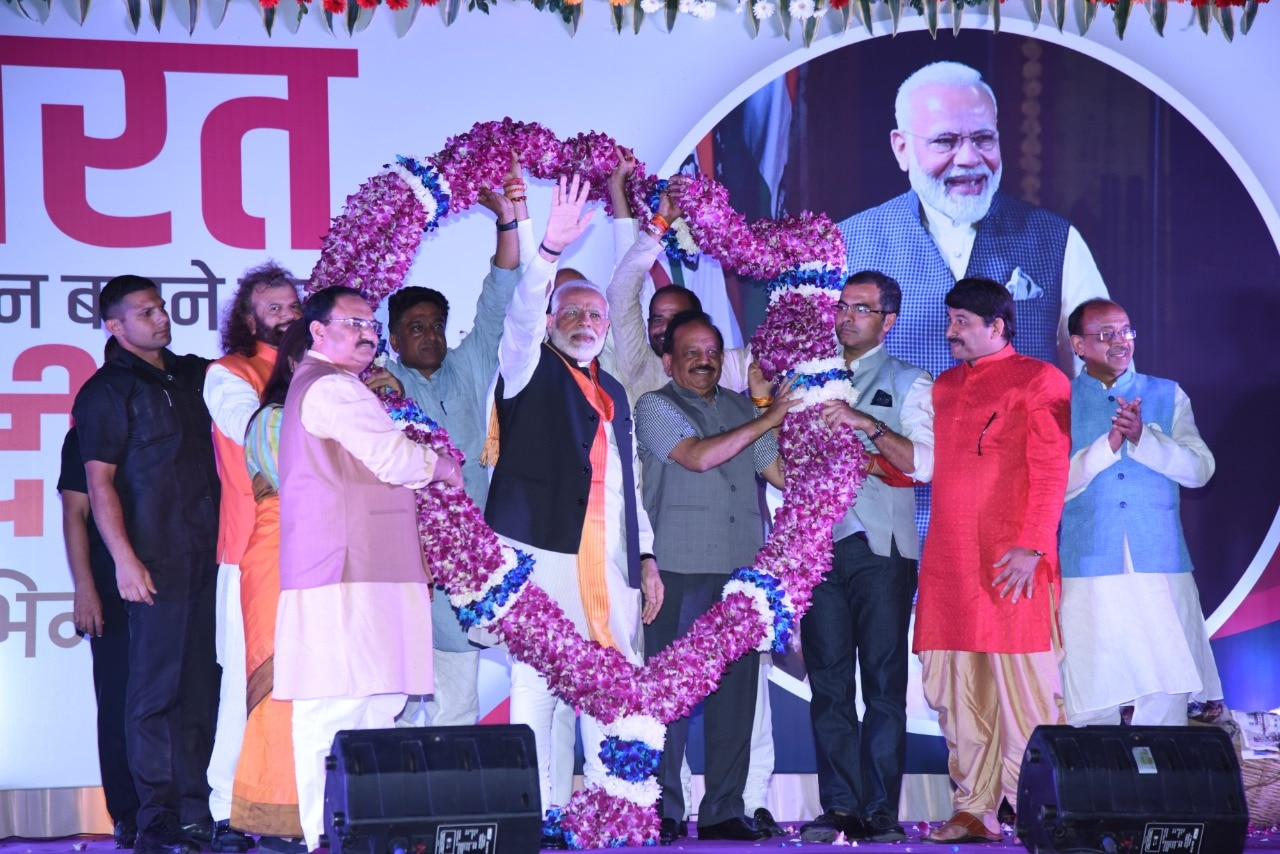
[551,349,618,651]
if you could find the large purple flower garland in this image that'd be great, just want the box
[308,120,867,849]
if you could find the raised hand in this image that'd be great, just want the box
[541,173,596,256]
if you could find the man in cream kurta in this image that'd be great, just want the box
[483,177,663,817]
[276,286,463,852]
[1059,298,1222,726]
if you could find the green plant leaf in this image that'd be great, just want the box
[1080,0,1095,35]
[1028,0,1041,27]
[610,2,624,31]
[1242,0,1257,33]
[951,0,962,35]
[125,0,142,31]
[1213,4,1234,40]
[444,0,461,24]
[75,0,92,25]
[854,0,873,30]
[261,1,276,33]
[1111,0,1130,37]
[802,10,819,43]
[1195,3,1210,33]
[665,0,677,30]
[885,0,901,33]
[1049,0,1064,31]
[632,0,645,31]
[1149,0,1166,36]
[778,0,793,37]
[923,0,937,36]
[990,0,999,31]
[569,0,583,34]
[743,0,760,35]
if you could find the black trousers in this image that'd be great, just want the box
[125,550,220,830]
[801,533,916,819]
[90,558,140,824]
[645,572,758,827]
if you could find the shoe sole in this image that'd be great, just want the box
[799,829,838,844]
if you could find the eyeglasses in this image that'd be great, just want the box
[1080,328,1137,344]
[836,302,892,316]
[558,305,607,324]
[326,316,383,335]
[902,130,1000,154]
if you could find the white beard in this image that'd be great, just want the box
[549,326,604,362]
[908,153,1002,225]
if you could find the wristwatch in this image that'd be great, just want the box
[867,421,887,442]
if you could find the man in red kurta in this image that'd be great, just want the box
[913,277,1070,844]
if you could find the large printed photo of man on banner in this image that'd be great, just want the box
[687,28,1280,776]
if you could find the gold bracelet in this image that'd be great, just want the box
[751,395,774,408]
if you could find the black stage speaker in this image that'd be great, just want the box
[322,725,542,854]
[1017,725,1247,854]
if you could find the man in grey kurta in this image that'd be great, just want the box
[633,310,794,843]
[385,201,531,727]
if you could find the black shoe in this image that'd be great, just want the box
[752,808,785,838]
[997,797,1017,827]
[211,822,256,853]
[180,820,215,847]
[115,817,139,849]
[538,836,567,851]
[658,818,680,846]
[866,813,906,843]
[677,819,688,838]
[136,815,201,854]
[696,817,769,842]
[799,811,868,843]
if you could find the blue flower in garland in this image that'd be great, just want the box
[791,366,855,393]
[394,155,451,229]
[729,566,796,652]
[454,549,535,630]
[765,265,844,297]
[598,737,662,783]
[646,179,699,265]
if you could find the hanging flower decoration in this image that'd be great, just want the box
[308,119,868,849]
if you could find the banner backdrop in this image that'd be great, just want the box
[1,8,1278,796]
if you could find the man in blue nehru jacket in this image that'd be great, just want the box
[838,60,1109,379]
[1058,298,1223,726]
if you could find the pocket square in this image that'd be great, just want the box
[871,389,894,407]
[1005,266,1045,301]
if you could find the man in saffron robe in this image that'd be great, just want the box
[913,277,1070,844]
[203,263,301,850]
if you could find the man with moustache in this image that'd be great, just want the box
[72,276,222,854]
[799,271,933,845]
[1058,298,1222,727]
[837,61,1109,378]
[275,286,463,853]
[484,176,663,822]
[202,264,301,851]
[386,181,530,730]
[912,278,1070,844]
[605,164,753,403]
[634,311,792,844]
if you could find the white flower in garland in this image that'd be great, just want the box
[390,160,452,228]
[789,0,817,18]
[688,0,716,18]
[641,0,664,11]
[752,0,775,18]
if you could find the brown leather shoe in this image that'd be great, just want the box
[923,811,1001,844]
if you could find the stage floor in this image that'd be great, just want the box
[5,824,1280,854]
